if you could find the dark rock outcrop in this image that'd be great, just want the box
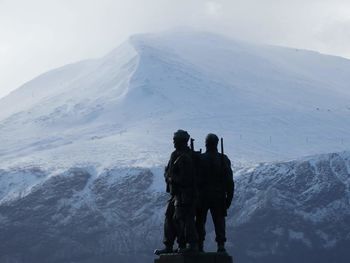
[0,152,349,263]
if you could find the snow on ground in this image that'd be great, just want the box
[1,31,350,263]
[1,30,350,172]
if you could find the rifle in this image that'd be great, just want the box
[190,138,202,153]
[221,137,224,157]
[190,137,201,200]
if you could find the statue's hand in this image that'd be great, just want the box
[166,176,172,184]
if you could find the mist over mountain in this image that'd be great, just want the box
[0,31,349,263]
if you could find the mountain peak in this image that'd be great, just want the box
[1,31,350,168]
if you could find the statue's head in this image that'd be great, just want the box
[205,133,219,151]
[173,129,190,150]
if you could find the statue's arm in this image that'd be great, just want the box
[225,156,235,208]
[164,154,173,193]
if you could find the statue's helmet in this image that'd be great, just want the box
[173,129,190,143]
[205,133,219,146]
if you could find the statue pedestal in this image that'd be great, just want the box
[154,253,233,263]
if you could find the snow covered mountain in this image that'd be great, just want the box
[0,151,349,263]
[1,30,350,263]
[1,30,350,168]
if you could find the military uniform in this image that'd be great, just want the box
[155,130,198,255]
[163,146,198,248]
[196,140,234,251]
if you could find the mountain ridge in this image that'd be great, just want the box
[1,30,350,168]
[1,149,349,263]
[0,30,349,263]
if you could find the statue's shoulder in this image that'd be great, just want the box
[181,150,193,162]
[200,152,210,159]
[170,150,191,165]
[223,154,231,162]
[170,150,177,158]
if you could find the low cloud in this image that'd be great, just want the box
[1,0,350,98]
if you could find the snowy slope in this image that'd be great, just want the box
[1,31,350,262]
[229,151,350,262]
[1,31,350,169]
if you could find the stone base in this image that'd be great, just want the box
[154,252,233,263]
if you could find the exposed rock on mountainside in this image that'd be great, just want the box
[1,151,349,263]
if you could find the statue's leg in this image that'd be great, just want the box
[163,199,177,247]
[184,205,198,246]
[210,205,227,252]
[195,204,208,251]
[174,206,186,249]
[175,205,198,253]
[155,199,176,255]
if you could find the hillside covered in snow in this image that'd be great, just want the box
[1,151,349,263]
[1,31,350,169]
[0,30,350,263]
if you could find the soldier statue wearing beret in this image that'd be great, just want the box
[196,134,234,253]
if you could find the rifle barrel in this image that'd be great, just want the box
[221,137,224,155]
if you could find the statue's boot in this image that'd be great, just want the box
[217,242,226,253]
[154,246,174,255]
[178,243,198,254]
[198,242,204,253]
[176,243,186,253]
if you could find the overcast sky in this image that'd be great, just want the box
[1,0,350,99]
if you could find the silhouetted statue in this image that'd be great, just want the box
[154,130,199,255]
[196,134,234,253]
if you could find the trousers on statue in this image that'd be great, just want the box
[196,200,227,244]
